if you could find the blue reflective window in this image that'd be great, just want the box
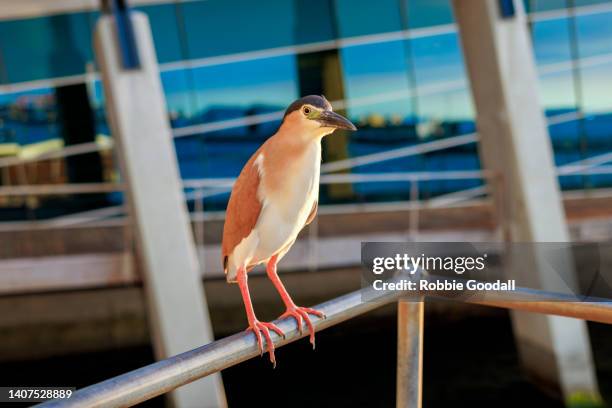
[575,10,612,163]
[293,0,337,44]
[409,32,467,88]
[161,69,197,128]
[189,57,298,113]
[575,11,612,58]
[334,0,402,37]
[339,41,414,121]
[575,0,612,6]
[337,35,419,199]
[138,4,183,64]
[532,18,573,65]
[526,0,568,13]
[162,56,298,189]
[2,0,612,209]
[0,12,96,84]
[409,32,474,134]
[179,0,296,59]
[529,5,612,190]
[0,89,59,146]
[531,17,579,116]
[408,30,479,195]
[404,0,454,28]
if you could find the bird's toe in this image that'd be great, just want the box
[280,305,325,349]
[261,321,286,339]
[246,320,281,367]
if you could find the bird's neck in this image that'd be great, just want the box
[260,134,321,198]
[271,126,322,159]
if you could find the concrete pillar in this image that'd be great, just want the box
[94,12,226,408]
[451,0,600,404]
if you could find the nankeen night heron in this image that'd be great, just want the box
[221,95,357,366]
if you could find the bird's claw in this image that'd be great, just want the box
[246,320,285,368]
[280,306,325,349]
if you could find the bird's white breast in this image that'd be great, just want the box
[225,141,321,281]
[252,142,321,263]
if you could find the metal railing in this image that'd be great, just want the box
[36,273,612,408]
[1,157,610,231]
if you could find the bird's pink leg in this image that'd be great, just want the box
[266,255,326,349]
[236,265,284,367]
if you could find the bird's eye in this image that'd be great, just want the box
[302,106,311,115]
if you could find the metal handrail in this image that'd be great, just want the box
[37,274,612,408]
[36,285,397,408]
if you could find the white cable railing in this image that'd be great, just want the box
[0,141,113,169]
[172,77,467,140]
[0,182,122,196]
[527,1,612,23]
[1,0,611,95]
[0,108,607,231]
[0,22,608,226]
[1,163,612,233]
[0,54,603,175]
[0,102,587,174]
[321,133,478,174]
[558,152,612,175]
[0,45,607,168]
[320,110,585,174]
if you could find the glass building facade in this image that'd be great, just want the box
[0,0,611,219]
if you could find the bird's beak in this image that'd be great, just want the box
[317,111,357,131]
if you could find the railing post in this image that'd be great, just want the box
[308,215,319,272]
[396,300,424,408]
[409,178,420,238]
[194,187,206,267]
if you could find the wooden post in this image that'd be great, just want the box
[452,0,600,404]
[94,12,226,408]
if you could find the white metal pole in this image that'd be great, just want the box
[94,11,226,408]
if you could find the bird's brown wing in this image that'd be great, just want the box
[305,200,318,226]
[222,151,263,273]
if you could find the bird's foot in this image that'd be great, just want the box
[246,320,285,368]
[280,305,326,349]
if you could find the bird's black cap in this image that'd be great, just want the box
[283,95,332,119]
